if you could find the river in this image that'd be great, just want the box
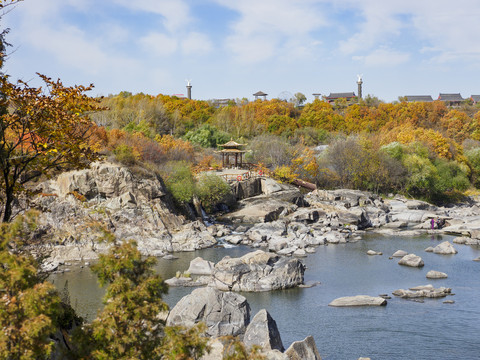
[49,233,480,360]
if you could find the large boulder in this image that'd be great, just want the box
[284,336,322,360]
[166,287,250,338]
[433,241,458,255]
[187,257,215,275]
[328,295,387,307]
[243,309,284,352]
[210,250,305,292]
[398,254,424,267]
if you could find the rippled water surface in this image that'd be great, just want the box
[49,234,480,360]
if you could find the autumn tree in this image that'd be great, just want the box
[0,212,66,360]
[79,236,209,360]
[0,74,102,222]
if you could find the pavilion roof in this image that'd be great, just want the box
[471,95,480,102]
[253,91,268,96]
[219,139,247,148]
[216,148,247,153]
[405,95,433,102]
[438,93,464,101]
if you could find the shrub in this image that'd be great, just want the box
[113,144,139,165]
[162,161,195,205]
[195,173,231,212]
[184,124,229,148]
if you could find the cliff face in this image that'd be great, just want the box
[29,161,215,266]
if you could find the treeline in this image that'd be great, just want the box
[90,92,480,204]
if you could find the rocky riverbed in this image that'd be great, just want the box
[10,161,480,359]
[18,161,480,271]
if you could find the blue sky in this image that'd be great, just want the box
[3,0,480,102]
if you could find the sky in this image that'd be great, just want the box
[3,0,480,103]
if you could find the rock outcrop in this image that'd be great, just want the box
[210,250,305,292]
[29,162,222,266]
[166,287,250,337]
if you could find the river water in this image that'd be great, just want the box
[49,233,480,360]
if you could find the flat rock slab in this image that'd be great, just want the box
[393,285,451,299]
[426,270,448,279]
[367,250,382,255]
[328,295,387,307]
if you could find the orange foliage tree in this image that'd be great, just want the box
[0,74,102,222]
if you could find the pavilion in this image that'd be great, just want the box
[253,91,268,100]
[217,139,247,168]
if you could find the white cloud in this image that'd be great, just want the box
[181,32,212,55]
[353,48,410,66]
[336,0,480,62]
[215,0,328,63]
[140,33,178,56]
[113,0,192,33]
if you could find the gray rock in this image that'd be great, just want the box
[324,231,347,244]
[426,270,448,279]
[293,249,307,257]
[224,234,244,245]
[425,247,434,252]
[210,250,305,292]
[367,250,382,256]
[392,250,408,257]
[474,256,480,262]
[243,309,284,352]
[398,254,424,267]
[392,285,451,298]
[284,336,322,360]
[170,221,217,252]
[433,241,458,255]
[453,236,468,244]
[166,287,250,338]
[165,276,193,287]
[328,295,387,307]
[187,257,215,275]
[383,221,408,229]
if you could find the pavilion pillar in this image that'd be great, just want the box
[234,154,238,167]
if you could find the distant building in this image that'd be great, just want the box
[405,95,434,102]
[438,93,464,106]
[210,99,234,108]
[312,93,322,100]
[470,95,480,104]
[325,92,356,103]
[253,91,268,100]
